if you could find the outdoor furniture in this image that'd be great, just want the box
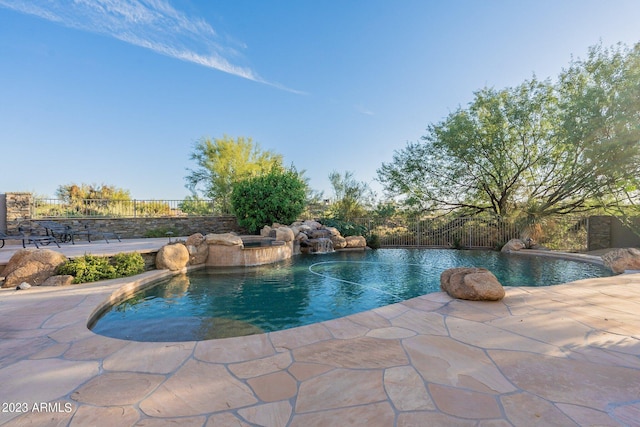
[16,227,61,248]
[35,220,121,244]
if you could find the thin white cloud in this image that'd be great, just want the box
[0,0,303,92]
[355,104,375,116]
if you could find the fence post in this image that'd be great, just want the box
[134,199,137,218]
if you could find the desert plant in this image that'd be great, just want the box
[56,252,145,283]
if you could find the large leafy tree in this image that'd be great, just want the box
[378,42,640,219]
[185,135,283,213]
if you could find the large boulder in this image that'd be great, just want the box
[345,236,367,248]
[602,248,640,274]
[331,235,347,249]
[260,225,272,237]
[1,249,68,288]
[156,243,190,271]
[440,267,505,301]
[205,233,243,246]
[185,233,209,265]
[501,239,526,253]
[273,226,295,242]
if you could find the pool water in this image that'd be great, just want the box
[90,249,613,342]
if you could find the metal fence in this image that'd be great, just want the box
[31,198,225,218]
[352,215,588,252]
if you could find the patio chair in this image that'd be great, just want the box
[16,227,61,248]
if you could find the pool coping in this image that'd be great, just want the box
[1,246,640,425]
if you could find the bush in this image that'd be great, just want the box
[231,166,307,233]
[319,218,368,237]
[56,252,145,284]
[112,252,145,277]
[367,233,381,249]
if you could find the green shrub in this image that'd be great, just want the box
[231,166,307,233]
[319,218,368,237]
[112,252,145,277]
[367,233,381,249]
[56,252,145,284]
[57,255,116,284]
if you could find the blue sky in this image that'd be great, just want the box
[1,0,640,201]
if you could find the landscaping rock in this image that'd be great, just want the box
[345,236,367,248]
[440,267,505,301]
[1,249,68,288]
[206,233,243,246]
[156,243,190,271]
[331,235,347,249]
[260,225,272,237]
[185,233,209,265]
[42,275,75,286]
[602,248,640,274]
[501,239,526,253]
[17,282,31,290]
[273,226,294,242]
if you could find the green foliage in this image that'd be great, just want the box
[326,171,373,221]
[366,233,381,249]
[56,253,145,284]
[56,183,131,202]
[144,227,179,238]
[185,135,283,213]
[111,252,145,277]
[57,255,116,283]
[179,195,214,215]
[231,166,307,233]
[319,218,368,237]
[378,42,640,220]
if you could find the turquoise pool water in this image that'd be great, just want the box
[90,249,613,341]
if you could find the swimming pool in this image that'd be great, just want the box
[90,249,613,341]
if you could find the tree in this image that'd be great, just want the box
[231,166,307,233]
[378,42,640,220]
[185,135,283,213]
[55,183,131,202]
[326,171,373,221]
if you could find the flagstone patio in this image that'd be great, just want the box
[1,241,639,426]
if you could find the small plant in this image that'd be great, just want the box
[367,233,381,249]
[56,252,145,284]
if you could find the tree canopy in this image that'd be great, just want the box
[378,42,640,219]
[326,170,374,221]
[185,135,283,213]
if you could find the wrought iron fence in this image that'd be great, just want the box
[352,215,588,252]
[31,198,225,218]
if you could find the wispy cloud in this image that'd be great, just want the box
[355,104,375,116]
[0,0,304,93]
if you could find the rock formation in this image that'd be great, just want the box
[1,249,68,288]
[501,239,526,253]
[440,267,505,301]
[155,243,190,271]
[602,248,640,274]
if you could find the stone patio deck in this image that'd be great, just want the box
[1,241,639,426]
